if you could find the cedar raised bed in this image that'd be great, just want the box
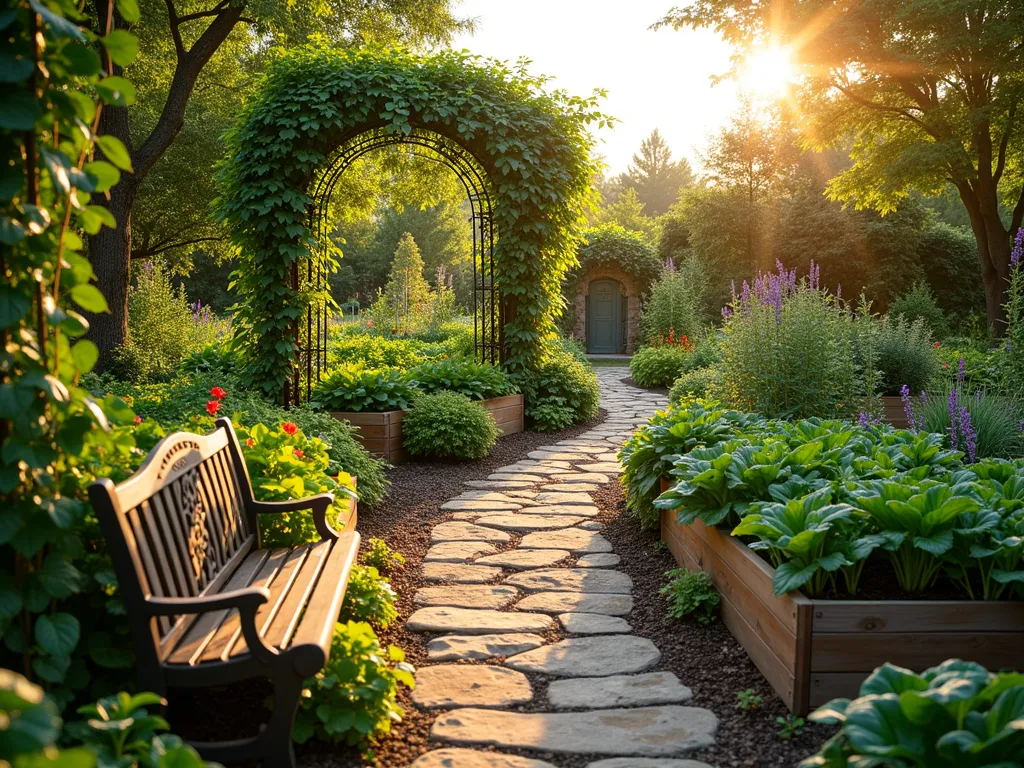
[333,394,524,464]
[881,395,910,428]
[658,481,1024,714]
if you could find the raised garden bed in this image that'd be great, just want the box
[881,395,909,428]
[659,481,1024,714]
[333,394,524,464]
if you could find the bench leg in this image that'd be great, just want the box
[260,673,304,768]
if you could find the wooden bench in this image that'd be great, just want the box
[89,417,360,767]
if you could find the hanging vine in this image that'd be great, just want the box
[216,46,609,399]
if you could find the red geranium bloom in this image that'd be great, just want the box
[134,415,143,425]
[293,448,304,459]
[206,400,220,416]
[210,386,227,400]
[246,437,255,448]
[934,342,941,348]
[943,362,950,369]
[282,422,298,436]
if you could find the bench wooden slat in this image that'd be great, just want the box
[148,491,194,599]
[211,450,247,547]
[229,544,314,659]
[167,548,272,665]
[291,532,359,652]
[205,450,240,553]
[194,463,228,584]
[197,548,291,663]
[127,502,173,636]
[262,539,333,650]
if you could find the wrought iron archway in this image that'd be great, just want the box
[288,127,502,405]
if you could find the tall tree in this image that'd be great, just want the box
[701,99,797,270]
[595,187,660,243]
[383,232,431,332]
[657,0,1024,332]
[623,129,694,215]
[88,0,466,366]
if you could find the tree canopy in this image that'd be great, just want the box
[657,0,1024,332]
[623,128,694,215]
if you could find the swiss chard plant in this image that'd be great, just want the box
[800,660,1024,768]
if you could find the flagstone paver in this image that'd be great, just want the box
[426,633,546,661]
[408,368,718,766]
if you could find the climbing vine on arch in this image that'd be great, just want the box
[217,45,610,398]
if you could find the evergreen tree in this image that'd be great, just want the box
[624,129,694,215]
[384,233,431,333]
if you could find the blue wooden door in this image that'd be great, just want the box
[587,278,621,353]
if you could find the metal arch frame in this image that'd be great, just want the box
[289,126,502,405]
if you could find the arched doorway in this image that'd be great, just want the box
[586,277,622,354]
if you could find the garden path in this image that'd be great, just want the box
[405,368,719,768]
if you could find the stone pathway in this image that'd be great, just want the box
[407,369,718,768]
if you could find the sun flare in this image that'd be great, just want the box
[740,46,795,97]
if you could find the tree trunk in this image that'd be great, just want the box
[88,101,136,369]
[956,182,1010,335]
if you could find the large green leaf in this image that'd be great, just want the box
[34,613,80,656]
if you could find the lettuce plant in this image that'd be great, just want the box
[801,660,1024,768]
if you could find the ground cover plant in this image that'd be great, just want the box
[627,400,1024,600]
[339,565,399,629]
[401,391,500,460]
[660,568,720,624]
[800,660,1024,767]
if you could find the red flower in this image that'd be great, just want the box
[282,422,298,436]
[210,386,227,400]
[293,448,304,459]
[943,362,950,369]
[134,415,143,425]
[246,437,255,448]
[206,400,220,416]
[934,342,941,348]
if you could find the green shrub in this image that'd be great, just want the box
[179,340,239,377]
[720,263,877,419]
[800,660,1024,768]
[111,262,220,383]
[889,279,948,338]
[411,358,519,400]
[311,364,420,412]
[630,344,694,388]
[660,568,720,624]
[339,565,399,629]
[0,671,211,768]
[876,314,938,395]
[669,367,723,403]
[640,255,707,342]
[402,391,499,460]
[934,343,1005,393]
[292,622,414,746]
[519,345,600,431]
[361,538,405,575]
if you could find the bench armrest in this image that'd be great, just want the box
[147,588,277,664]
[252,493,338,541]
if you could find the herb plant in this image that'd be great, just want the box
[800,660,1024,767]
[875,313,938,396]
[630,345,695,389]
[735,689,763,712]
[339,565,399,629]
[659,569,720,624]
[775,714,805,741]
[361,538,406,575]
[292,622,414,746]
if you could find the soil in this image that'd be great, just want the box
[169,408,834,768]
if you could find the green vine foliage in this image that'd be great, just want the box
[572,224,662,291]
[217,46,609,398]
[1,0,141,703]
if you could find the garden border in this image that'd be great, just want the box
[659,482,1024,714]
[332,394,524,464]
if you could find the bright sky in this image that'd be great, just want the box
[451,0,741,176]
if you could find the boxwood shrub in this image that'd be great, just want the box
[401,391,500,459]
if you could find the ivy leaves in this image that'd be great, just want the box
[218,46,608,397]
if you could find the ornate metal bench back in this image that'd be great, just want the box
[90,419,259,663]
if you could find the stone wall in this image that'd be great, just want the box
[571,265,641,354]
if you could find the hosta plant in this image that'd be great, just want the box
[800,660,1024,768]
[410,358,519,400]
[311,364,420,412]
[292,621,414,746]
